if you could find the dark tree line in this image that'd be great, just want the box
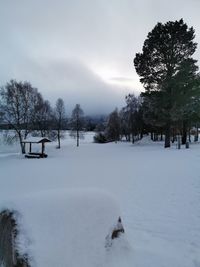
[94,93,144,143]
[96,19,200,147]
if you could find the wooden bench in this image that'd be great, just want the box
[25,153,48,159]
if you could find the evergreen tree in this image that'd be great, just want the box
[171,59,200,144]
[134,19,198,147]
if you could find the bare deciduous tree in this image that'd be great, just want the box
[70,104,84,147]
[105,108,120,143]
[54,98,66,148]
[0,80,39,153]
[34,94,53,137]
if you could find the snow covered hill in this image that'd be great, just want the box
[0,133,200,266]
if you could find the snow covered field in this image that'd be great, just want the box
[1,132,200,267]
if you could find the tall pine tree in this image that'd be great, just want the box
[134,19,198,147]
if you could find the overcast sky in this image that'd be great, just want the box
[0,0,200,115]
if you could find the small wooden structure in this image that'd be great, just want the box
[22,137,51,158]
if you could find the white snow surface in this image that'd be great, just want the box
[6,189,130,267]
[1,133,200,266]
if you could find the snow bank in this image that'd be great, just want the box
[3,189,131,267]
[135,135,154,146]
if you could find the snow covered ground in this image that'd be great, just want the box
[1,132,200,267]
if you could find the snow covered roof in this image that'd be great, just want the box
[2,189,130,267]
[22,137,51,143]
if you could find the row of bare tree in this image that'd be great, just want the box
[0,80,85,153]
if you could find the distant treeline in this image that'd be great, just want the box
[0,117,105,131]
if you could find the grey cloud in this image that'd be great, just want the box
[0,55,129,114]
[0,0,200,114]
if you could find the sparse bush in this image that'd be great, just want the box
[93,132,107,143]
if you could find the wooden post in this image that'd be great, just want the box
[41,142,45,156]
[22,142,26,154]
[29,143,32,153]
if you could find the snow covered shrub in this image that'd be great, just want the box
[93,132,107,143]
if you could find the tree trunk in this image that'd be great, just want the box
[20,142,26,154]
[160,131,163,141]
[41,142,45,155]
[18,132,25,154]
[151,132,153,141]
[182,121,187,145]
[77,129,79,147]
[57,129,61,148]
[132,133,134,144]
[188,129,191,143]
[164,123,171,148]
[154,133,158,141]
[171,129,175,143]
[195,125,198,142]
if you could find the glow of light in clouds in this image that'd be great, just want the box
[93,66,143,93]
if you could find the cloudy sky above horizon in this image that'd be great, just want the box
[0,0,200,115]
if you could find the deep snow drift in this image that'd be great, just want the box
[1,133,200,267]
[4,189,131,267]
